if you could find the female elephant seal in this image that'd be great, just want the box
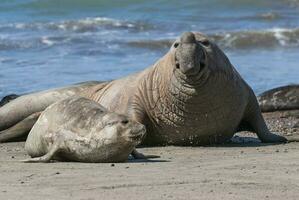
[24,97,146,163]
[0,32,287,145]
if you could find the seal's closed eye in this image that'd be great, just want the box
[106,120,118,126]
[121,120,129,125]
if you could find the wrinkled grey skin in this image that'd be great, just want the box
[0,112,41,142]
[0,81,103,142]
[24,97,146,163]
[258,85,299,112]
[0,32,287,145]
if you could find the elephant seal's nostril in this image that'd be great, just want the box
[200,61,205,69]
[175,54,180,69]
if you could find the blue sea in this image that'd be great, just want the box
[0,0,299,98]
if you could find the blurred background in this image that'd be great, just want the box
[0,0,298,97]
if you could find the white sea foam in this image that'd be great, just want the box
[40,36,55,46]
[0,17,149,33]
[272,28,289,46]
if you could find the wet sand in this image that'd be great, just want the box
[0,110,298,200]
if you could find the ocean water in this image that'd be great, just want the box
[0,0,299,97]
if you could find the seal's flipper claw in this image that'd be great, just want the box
[262,133,287,143]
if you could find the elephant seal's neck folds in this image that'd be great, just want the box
[137,32,276,146]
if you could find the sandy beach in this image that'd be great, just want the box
[0,110,298,200]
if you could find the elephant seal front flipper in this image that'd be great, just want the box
[241,90,287,143]
[22,142,60,163]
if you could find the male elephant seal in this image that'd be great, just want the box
[258,84,299,112]
[84,32,286,145]
[0,32,286,145]
[24,97,146,163]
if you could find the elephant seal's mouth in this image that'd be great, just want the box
[128,124,146,142]
[129,133,144,141]
[174,51,207,77]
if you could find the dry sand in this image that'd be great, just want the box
[0,110,299,200]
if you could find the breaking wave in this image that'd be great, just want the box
[0,17,153,33]
[1,17,299,51]
[0,17,154,51]
[213,28,299,49]
[127,28,299,50]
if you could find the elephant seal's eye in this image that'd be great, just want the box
[173,42,179,48]
[121,120,129,125]
[201,40,210,47]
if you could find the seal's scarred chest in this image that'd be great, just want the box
[145,74,248,145]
